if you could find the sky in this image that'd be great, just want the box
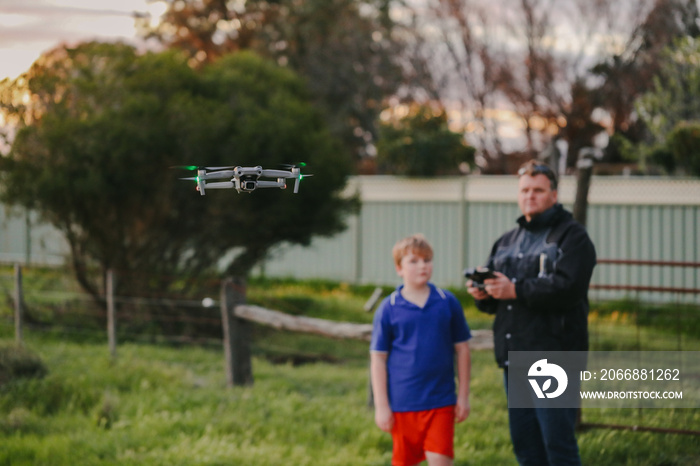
[0,0,165,81]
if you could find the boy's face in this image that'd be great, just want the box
[395,251,433,287]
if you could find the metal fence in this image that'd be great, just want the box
[1,175,699,303]
[260,176,700,304]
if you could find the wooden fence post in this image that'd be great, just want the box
[364,287,383,408]
[220,277,253,387]
[106,269,117,360]
[14,264,23,345]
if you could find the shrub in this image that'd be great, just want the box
[0,344,47,386]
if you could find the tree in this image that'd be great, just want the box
[636,37,700,141]
[590,0,700,167]
[0,42,358,302]
[665,121,700,176]
[421,0,634,171]
[417,0,700,173]
[376,104,475,176]
[136,0,436,160]
[631,36,700,175]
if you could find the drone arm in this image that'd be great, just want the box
[256,180,286,189]
[261,169,293,178]
[196,169,206,196]
[203,181,235,190]
[200,170,235,180]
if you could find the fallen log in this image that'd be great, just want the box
[235,304,373,341]
[234,304,493,348]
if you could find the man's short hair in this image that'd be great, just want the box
[517,160,558,190]
[392,234,433,267]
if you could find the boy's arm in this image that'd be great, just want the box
[370,351,394,432]
[454,341,471,423]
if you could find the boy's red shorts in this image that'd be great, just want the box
[391,405,455,466]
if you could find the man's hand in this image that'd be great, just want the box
[483,272,517,300]
[466,280,490,300]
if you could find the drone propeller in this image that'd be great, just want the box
[293,172,315,193]
[280,162,307,170]
[285,163,313,193]
[171,165,200,171]
[171,166,214,196]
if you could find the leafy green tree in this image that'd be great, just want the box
[0,42,357,302]
[590,0,700,166]
[376,105,475,176]
[632,37,700,175]
[636,38,700,140]
[664,121,700,176]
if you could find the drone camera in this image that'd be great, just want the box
[243,181,257,191]
[464,267,496,290]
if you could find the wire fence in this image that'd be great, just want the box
[1,262,699,435]
[2,261,698,348]
[2,261,699,350]
[588,259,700,353]
[0,264,225,349]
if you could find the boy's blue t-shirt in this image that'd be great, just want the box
[370,283,471,412]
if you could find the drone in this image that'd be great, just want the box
[175,164,312,195]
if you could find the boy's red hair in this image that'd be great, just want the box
[392,234,433,267]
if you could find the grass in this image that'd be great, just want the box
[0,335,698,466]
[0,273,699,465]
[0,338,504,465]
[588,299,700,351]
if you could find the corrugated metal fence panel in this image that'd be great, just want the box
[260,200,468,286]
[358,201,463,286]
[0,206,67,265]
[586,203,700,303]
[1,175,699,303]
[260,176,700,303]
[587,204,625,301]
[0,205,27,263]
[261,215,358,282]
[464,202,521,273]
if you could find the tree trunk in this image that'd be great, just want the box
[573,149,595,226]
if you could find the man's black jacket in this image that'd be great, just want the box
[475,204,596,368]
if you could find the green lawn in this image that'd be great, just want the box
[0,275,699,465]
[1,333,698,465]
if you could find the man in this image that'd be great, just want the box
[466,160,596,466]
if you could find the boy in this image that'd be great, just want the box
[371,234,472,466]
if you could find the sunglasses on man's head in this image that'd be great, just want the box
[518,164,554,176]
